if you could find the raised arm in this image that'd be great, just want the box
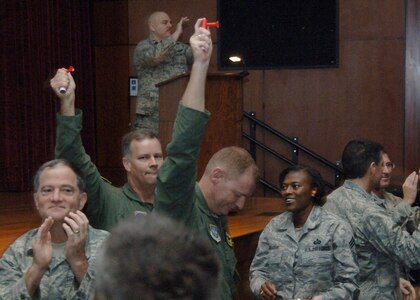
[171,16,189,42]
[181,18,212,111]
[50,68,76,116]
[50,69,110,228]
[154,19,212,222]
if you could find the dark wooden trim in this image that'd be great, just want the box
[405,0,420,171]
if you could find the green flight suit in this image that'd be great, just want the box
[55,110,153,231]
[155,104,239,300]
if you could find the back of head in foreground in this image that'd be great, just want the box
[95,214,221,300]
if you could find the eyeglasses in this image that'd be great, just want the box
[384,162,396,169]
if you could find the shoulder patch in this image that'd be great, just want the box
[208,224,221,243]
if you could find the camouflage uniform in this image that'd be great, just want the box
[133,35,193,133]
[155,104,238,300]
[55,111,154,231]
[376,191,420,280]
[324,180,420,300]
[249,205,359,300]
[379,191,420,234]
[0,226,108,299]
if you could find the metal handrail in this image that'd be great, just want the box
[243,133,337,190]
[243,111,342,172]
[243,111,343,191]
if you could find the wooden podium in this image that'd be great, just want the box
[157,72,246,178]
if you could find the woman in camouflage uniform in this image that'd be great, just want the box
[250,165,359,300]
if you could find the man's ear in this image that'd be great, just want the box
[33,193,39,210]
[368,161,378,175]
[210,167,224,184]
[311,188,318,197]
[122,157,131,172]
[78,192,87,210]
[149,23,156,33]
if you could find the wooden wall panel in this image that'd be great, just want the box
[94,1,130,185]
[94,46,131,185]
[340,0,404,39]
[94,1,128,46]
[262,37,405,182]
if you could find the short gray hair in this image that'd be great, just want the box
[33,159,85,193]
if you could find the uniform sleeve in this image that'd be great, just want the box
[55,110,110,224]
[363,205,420,269]
[70,228,109,300]
[249,225,272,297]
[384,193,413,225]
[317,221,360,300]
[409,206,420,232]
[0,245,33,300]
[388,194,420,234]
[155,104,209,223]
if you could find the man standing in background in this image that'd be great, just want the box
[133,11,193,133]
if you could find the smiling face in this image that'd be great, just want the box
[280,170,316,218]
[379,153,394,189]
[370,151,386,190]
[34,165,87,222]
[123,138,163,188]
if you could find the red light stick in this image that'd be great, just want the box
[200,18,220,29]
[59,66,75,94]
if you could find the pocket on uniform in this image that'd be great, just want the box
[267,252,283,267]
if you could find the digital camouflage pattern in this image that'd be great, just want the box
[0,226,108,300]
[324,180,420,300]
[379,191,420,234]
[133,35,193,133]
[376,191,420,280]
[249,205,359,300]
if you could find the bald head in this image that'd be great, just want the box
[147,11,172,41]
[148,11,168,24]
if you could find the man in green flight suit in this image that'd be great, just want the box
[50,68,163,231]
[155,19,259,300]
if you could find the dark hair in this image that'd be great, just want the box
[278,164,326,205]
[341,139,384,179]
[121,129,160,158]
[33,159,85,193]
[95,214,221,300]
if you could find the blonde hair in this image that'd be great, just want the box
[204,146,258,180]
